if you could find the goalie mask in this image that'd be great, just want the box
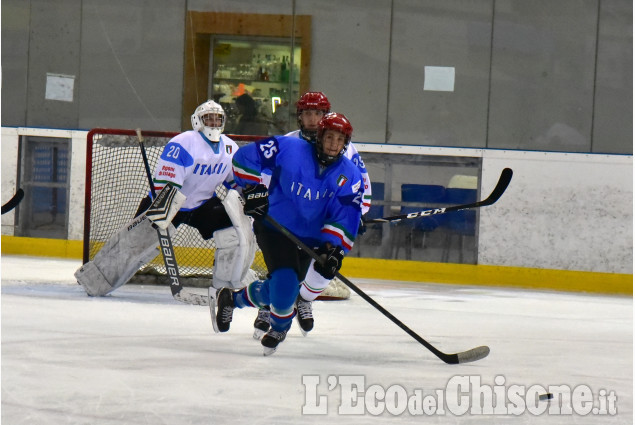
[315,112,353,166]
[296,92,331,141]
[191,100,225,142]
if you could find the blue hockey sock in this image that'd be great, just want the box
[269,268,300,331]
[233,280,270,309]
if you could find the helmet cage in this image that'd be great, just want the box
[191,100,225,142]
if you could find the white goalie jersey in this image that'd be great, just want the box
[152,131,238,210]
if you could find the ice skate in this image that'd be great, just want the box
[253,307,270,340]
[211,287,234,333]
[295,295,313,336]
[261,328,288,356]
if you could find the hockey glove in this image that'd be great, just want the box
[146,184,186,230]
[357,217,367,236]
[243,184,269,220]
[313,243,345,280]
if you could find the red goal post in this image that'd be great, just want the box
[83,128,350,300]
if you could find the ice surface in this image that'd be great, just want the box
[1,255,632,424]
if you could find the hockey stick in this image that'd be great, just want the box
[364,168,513,224]
[136,129,209,306]
[264,215,489,364]
[1,188,24,215]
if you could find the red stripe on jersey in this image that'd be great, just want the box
[321,228,353,251]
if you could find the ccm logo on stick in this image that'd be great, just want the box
[406,208,447,219]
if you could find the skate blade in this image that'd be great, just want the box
[208,287,220,334]
[263,346,278,356]
[253,328,267,340]
[295,316,310,337]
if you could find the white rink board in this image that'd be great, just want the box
[481,150,632,273]
[1,128,632,274]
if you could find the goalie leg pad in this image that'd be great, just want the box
[299,259,332,301]
[75,215,159,296]
[212,189,258,289]
[212,226,257,289]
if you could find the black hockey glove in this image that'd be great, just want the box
[313,243,345,280]
[243,184,269,220]
[357,217,367,236]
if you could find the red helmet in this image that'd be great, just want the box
[315,112,353,166]
[296,92,331,141]
[296,92,331,115]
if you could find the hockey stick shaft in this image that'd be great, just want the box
[1,188,24,215]
[136,129,208,305]
[264,215,489,364]
[365,168,513,224]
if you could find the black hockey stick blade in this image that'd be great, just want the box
[365,168,513,224]
[1,188,24,215]
[264,215,489,364]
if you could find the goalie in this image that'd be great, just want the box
[75,100,258,297]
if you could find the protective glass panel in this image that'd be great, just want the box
[17,137,69,239]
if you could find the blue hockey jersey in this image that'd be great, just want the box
[232,136,363,252]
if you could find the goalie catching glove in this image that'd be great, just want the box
[313,243,345,280]
[242,184,269,220]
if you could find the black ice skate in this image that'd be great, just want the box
[261,328,288,356]
[211,287,234,333]
[295,295,313,336]
[253,307,271,340]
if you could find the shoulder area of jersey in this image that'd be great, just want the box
[220,133,238,145]
[168,130,200,145]
[275,134,311,147]
[334,155,363,181]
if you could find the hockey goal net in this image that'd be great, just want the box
[83,128,350,300]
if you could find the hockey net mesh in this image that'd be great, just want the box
[84,129,349,300]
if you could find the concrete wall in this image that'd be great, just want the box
[1,127,631,274]
[2,0,632,153]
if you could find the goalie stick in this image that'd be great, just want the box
[364,168,513,224]
[1,188,24,215]
[136,129,209,306]
[264,215,490,364]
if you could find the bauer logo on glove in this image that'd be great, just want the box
[242,184,269,220]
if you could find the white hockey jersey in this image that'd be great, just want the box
[285,129,373,215]
[152,131,238,211]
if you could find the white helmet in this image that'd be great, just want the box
[191,100,225,142]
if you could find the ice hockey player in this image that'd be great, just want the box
[254,92,373,339]
[286,91,372,215]
[75,100,257,297]
[211,112,363,355]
